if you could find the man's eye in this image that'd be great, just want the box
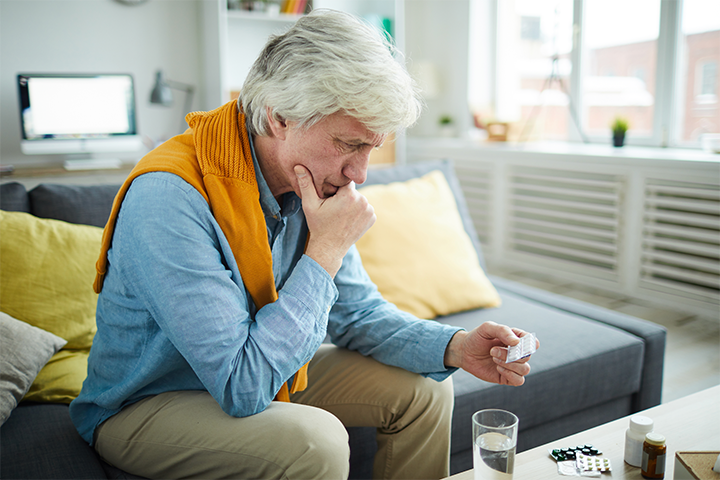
[337,140,371,152]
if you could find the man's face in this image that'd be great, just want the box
[270,112,387,200]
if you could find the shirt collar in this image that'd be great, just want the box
[246,116,302,219]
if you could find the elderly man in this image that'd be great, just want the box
[70,9,535,480]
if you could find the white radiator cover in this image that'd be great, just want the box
[641,178,720,305]
[506,166,624,275]
[407,139,720,320]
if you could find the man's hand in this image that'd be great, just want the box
[295,165,376,277]
[443,322,539,386]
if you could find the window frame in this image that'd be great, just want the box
[500,0,700,148]
[697,60,718,99]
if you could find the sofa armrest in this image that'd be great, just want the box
[489,275,667,411]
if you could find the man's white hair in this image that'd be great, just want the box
[240,9,422,136]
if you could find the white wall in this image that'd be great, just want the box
[401,0,500,140]
[0,0,204,168]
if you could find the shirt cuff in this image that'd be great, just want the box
[425,327,464,382]
[282,255,339,318]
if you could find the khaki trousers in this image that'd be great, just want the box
[95,344,454,480]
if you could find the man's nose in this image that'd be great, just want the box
[343,149,371,185]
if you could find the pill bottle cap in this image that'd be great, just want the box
[645,433,666,446]
[630,415,654,433]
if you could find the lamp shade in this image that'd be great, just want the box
[150,70,173,106]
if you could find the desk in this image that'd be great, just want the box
[449,385,720,480]
[0,164,134,190]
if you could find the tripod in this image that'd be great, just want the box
[519,54,589,143]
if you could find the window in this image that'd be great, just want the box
[478,0,720,148]
[679,0,720,143]
[520,16,541,41]
[494,0,574,142]
[581,0,660,138]
[699,62,717,97]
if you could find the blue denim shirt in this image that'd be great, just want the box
[70,142,461,445]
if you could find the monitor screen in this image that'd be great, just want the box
[17,73,143,156]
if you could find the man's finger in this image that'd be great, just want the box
[480,321,520,347]
[294,165,319,202]
[497,365,526,386]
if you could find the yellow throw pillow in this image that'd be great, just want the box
[0,210,101,402]
[23,349,90,404]
[356,170,501,319]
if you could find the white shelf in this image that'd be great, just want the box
[198,0,474,163]
[226,10,303,22]
[201,0,406,104]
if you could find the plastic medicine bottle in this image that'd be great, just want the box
[624,415,654,467]
[641,433,667,479]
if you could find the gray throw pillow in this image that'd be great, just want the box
[0,311,67,425]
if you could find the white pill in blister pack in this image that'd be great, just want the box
[505,333,537,363]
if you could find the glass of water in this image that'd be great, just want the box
[472,409,518,480]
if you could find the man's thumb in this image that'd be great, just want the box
[294,165,315,199]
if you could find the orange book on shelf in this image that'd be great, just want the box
[283,0,297,13]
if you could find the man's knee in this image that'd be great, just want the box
[404,374,454,416]
[418,376,454,423]
[428,375,454,402]
[284,407,350,479]
[387,373,454,436]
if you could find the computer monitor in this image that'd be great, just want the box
[17,73,143,167]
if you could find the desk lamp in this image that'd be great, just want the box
[150,69,195,133]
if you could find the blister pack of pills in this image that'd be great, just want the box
[505,333,537,363]
[549,444,611,477]
[577,453,611,473]
[550,445,602,462]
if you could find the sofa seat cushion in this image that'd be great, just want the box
[1,401,151,480]
[437,286,645,456]
[0,403,108,479]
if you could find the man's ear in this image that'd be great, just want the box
[266,107,289,140]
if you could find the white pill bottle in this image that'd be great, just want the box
[624,415,654,467]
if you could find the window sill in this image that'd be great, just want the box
[407,137,720,165]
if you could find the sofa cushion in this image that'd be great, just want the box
[0,210,102,403]
[0,181,30,213]
[490,276,666,413]
[365,159,485,267]
[437,286,645,457]
[29,183,120,227]
[0,403,109,479]
[28,349,92,404]
[356,170,500,318]
[0,402,150,480]
[0,312,67,425]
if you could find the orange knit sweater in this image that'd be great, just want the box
[94,100,307,402]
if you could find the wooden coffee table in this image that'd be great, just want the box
[448,384,720,480]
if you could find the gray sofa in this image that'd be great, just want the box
[0,159,666,479]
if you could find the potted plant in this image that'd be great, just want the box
[439,115,455,137]
[611,117,629,147]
